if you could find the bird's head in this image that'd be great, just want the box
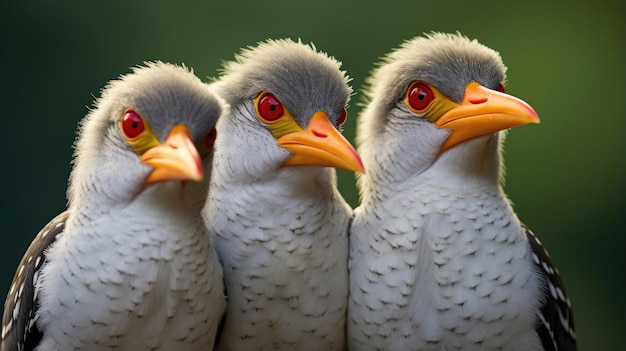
[68,61,225,210]
[357,32,539,193]
[211,38,364,181]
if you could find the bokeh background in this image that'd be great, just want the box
[1,1,622,349]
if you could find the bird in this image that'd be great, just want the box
[348,32,576,351]
[204,38,364,351]
[1,62,226,351]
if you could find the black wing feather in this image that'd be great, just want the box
[1,211,69,351]
[524,225,577,351]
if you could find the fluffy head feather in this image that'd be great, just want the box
[68,61,225,208]
[212,38,352,127]
[208,39,353,182]
[356,33,511,199]
[359,32,507,143]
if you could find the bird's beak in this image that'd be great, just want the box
[140,124,203,185]
[435,82,540,153]
[277,111,365,173]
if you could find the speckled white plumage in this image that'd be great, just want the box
[38,185,223,350]
[204,39,354,350]
[209,166,351,351]
[1,62,226,351]
[348,33,575,351]
[350,137,542,350]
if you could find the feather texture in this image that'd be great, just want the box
[206,39,354,350]
[349,32,576,351]
[1,62,226,351]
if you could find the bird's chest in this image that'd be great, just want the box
[350,188,540,349]
[211,189,350,349]
[212,187,349,282]
[38,214,224,350]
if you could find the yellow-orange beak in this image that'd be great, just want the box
[277,111,364,173]
[435,82,540,153]
[140,124,203,185]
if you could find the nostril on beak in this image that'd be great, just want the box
[469,97,488,104]
[313,130,327,138]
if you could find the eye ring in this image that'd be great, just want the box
[121,109,145,140]
[404,81,435,113]
[336,108,348,128]
[204,127,217,149]
[255,92,284,123]
[196,126,218,158]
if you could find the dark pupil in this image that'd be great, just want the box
[132,121,139,128]
[418,92,426,100]
[269,104,276,111]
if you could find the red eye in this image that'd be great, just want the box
[496,83,506,93]
[406,82,435,112]
[121,110,145,139]
[336,108,347,127]
[204,127,217,149]
[256,92,284,123]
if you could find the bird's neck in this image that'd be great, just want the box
[362,135,504,203]
[68,178,203,237]
[213,152,339,196]
[429,135,503,186]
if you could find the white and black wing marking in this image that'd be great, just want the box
[525,226,577,351]
[1,211,68,351]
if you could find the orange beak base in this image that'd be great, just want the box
[277,111,364,173]
[140,124,203,185]
[435,82,540,153]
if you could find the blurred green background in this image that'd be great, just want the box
[0,0,622,349]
